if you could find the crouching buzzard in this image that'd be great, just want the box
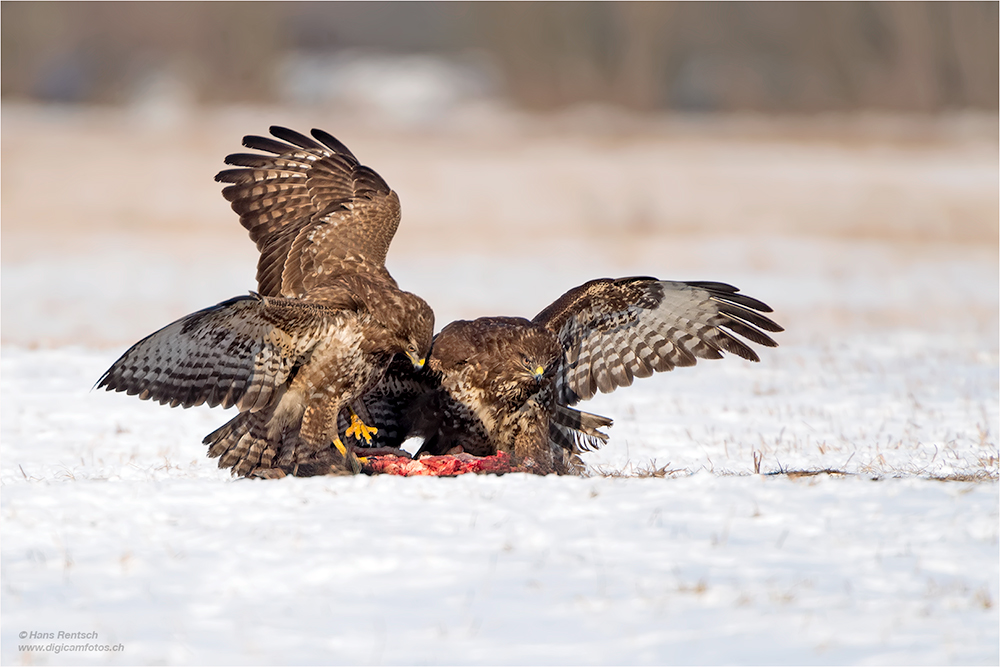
[98,127,433,477]
[351,278,782,474]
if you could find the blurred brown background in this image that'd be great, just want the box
[3,1,997,112]
[2,1,997,348]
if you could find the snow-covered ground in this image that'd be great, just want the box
[2,105,997,664]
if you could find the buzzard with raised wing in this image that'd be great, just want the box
[99,127,433,477]
[352,278,782,474]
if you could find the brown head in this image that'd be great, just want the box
[306,274,434,368]
[494,321,562,394]
[386,290,435,370]
[432,317,562,399]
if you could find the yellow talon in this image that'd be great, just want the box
[333,437,349,457]
[345,409,378,444]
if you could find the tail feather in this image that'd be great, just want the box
[551,405,612,453]
[203,412,278,477]
[220,433,254,472]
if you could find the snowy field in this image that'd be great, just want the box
[2,104,998,665]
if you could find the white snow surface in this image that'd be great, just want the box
[2,106,998,665]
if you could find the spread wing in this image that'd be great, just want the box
[97,294,345,413]
[533,278,784,405]
[215,126,400,298]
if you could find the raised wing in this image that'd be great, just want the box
[97,294,344,413]
[216,126,400,297]
[533,278,783,404]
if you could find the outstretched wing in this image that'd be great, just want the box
[97,294,344,413]
[216,126,400,297]
[533,278,783,405]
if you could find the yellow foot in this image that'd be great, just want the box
[333,437,362,475]
[334,438,368,464]
[345,410,379,445]
[333,437,348,457]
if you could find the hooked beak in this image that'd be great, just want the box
[406,350,426,369]
[532,365,545,382]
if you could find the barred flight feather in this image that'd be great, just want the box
[268,126,327,151]
[532,277,783,405]
[104,295,348,404]
[215,126,400,298]
[240,135,303,156]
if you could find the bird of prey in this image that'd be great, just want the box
[98,127,434,477]
[349,278,782,474]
